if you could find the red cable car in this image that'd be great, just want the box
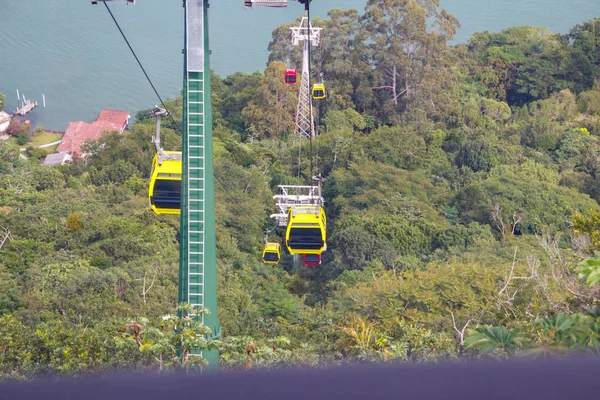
[284,69,297,85]
[302,253,321,267]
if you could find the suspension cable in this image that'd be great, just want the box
[103,2,182,133]
[297,138,302,188]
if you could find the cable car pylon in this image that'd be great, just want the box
[90,0,219,367]
[290,15,321,138]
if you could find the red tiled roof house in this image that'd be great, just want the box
[57,109,130,157]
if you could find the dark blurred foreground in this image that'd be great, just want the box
[2,357,599,400]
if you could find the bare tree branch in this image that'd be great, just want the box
[136,264,158,305]
[392,87,408,101]
[536,232,597,303]
[491,204,507,237]
[511,212,523,235]
[497,247,534,312]
[498,247,519,297]
[451,312,471,345]
[0,227,12,250]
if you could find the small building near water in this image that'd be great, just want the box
[0,111,11,134]
[42,152,73,167]
[55,108,130,158]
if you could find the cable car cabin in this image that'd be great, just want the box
[303,253,321,267]
[284,69,297,84]
[312,83,326,99]
[262,242,281,264]
[285,205,326,255]
[148,151,182,215]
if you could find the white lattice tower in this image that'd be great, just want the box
[290,16,321,138]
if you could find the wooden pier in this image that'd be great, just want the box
[14,102,36,116]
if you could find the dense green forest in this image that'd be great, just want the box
[2,0,600,378]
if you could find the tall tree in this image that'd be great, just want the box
[314,9,363,112]
[360,0,460,121]
[267,20,302,69]
[242,61,297,139]
[563,18,600,93]
[512,33,571,104]
[216,72,262,134]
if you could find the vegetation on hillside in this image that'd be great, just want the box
[1,1,600,378]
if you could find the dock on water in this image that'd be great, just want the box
[14,101,37,116]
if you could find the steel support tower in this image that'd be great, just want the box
[178,0,220,367]
[290,16,321,138]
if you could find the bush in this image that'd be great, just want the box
[26,146,46,159]
[6,120,31,136]
[577,90,600,115]
[15,131,30,146]
[534,133,559,151]
[455,136,498,172]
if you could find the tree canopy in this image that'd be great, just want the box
[2,5,600,378]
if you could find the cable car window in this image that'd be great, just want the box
[263,252,279,262]
[151,179,181,210]
[154,179,181,195]
[151,197,181,209]
[288,228,323,249]
[290,228,321,238]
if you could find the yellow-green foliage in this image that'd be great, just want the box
[337,314,455,362]
[66,212,84,231]
[332,258,576,337]
[573,209,600,251]
[334,264,499,328]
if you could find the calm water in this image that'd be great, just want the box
[0,0,598,130]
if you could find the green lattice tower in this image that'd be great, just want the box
[179,0,220,367]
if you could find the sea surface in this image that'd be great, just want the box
[0,0,598,130]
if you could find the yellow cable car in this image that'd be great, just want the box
[262,242,281,264]
[312,83,326,100]
[148,151,182,215]
[285,205,326,255]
